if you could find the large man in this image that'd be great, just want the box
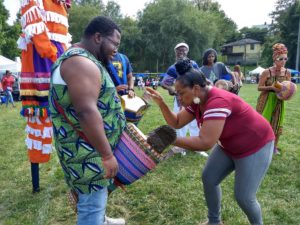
[107,52,135,97]
[161,42,201,156]
[49,16,126,225]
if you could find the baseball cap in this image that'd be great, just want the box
[174,42,189,51]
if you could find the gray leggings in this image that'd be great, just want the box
[202,141,274,225]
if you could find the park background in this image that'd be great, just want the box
[0,85,299,225]
[0,0,300,224]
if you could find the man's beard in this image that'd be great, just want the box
[97,44,110,66]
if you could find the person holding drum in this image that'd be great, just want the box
[49,16,126,225]
[146,59,275,225]
[107,52,135,97]
[256,43,291,153]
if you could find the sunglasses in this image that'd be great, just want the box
[276,57,288,61]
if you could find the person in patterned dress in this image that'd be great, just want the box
[49,16,126,225]
[256,43,291,153]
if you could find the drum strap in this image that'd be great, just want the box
[52,98,90,143]
[53,98,127,192]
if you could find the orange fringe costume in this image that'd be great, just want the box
[18,0,71,163]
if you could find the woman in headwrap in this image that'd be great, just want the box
[18,0,71,193]
[256,43,291,153]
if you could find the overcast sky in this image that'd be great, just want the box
[5,0,277,29]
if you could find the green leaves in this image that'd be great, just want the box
[0,1,21,59]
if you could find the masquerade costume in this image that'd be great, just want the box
[18,0,71,191]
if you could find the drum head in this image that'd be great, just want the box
[121,95,148,113]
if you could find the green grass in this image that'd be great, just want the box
[0,84,299,225]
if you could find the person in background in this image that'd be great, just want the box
[107,52,135,97]
[146,78,151,87]
[147,59,274,225]
[49,16,126,225]
[1,70,16,107]
[232,64,244,94]
[200,48,237,86]
[161,42,205,157]
[256,43,291,154]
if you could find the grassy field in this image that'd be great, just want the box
[0,84,299,225]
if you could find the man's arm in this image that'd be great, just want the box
[160,68,177,95]
[125,55,135,97]
[61,56,118,178]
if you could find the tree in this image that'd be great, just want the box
[136,0,219,71]
[262,0,300,68]
[0,0,9,54]
[68,4,102,42]
[191,0,237,51]
[1,22,21,59]
[0,1,21,59]
[239,27,269,43]
[118,17,141,71]
[73,0,103,7]
[103,1,122,20]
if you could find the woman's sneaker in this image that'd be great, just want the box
[171,146,186,156]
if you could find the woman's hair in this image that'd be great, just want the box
[202,48,217,65]
[84,16,121,38]
[175,59,207,88]
[233,64,241,75]
[272,43,288,61]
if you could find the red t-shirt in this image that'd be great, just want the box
[186,87,275,158]
[1,75,15,91]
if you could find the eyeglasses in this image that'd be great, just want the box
[176,48,188,52]
[104,37,120,50]
[276,57,288,61]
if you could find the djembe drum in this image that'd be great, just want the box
[274,81,297,101]
[110,123,176,189]
[68,123,177,211]
[120,95,149,125]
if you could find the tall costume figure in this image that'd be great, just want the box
[256,43,291,152]
[18,0,71,193]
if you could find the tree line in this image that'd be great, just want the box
[0,0,299,72]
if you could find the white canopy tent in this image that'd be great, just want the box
[0,55,21,74]
[249,66,265,75]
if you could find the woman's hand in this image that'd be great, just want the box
[272,86,281,93]
[145,87,164,105]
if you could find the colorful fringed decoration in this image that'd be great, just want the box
[19,0,71,163]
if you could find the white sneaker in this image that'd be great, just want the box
[172,146,186,155]
[103,216,125,225]
[196,151,209,157]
